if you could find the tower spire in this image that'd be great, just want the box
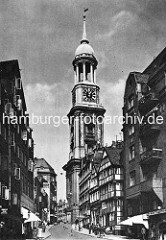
[81,8,89,44]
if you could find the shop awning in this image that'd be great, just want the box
[24,212,41,223]
[21,207,29,219]
[119,214,149,229]
[21,207,41,223]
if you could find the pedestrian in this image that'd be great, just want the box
[33,227,38,239]
[42,221,46,232]
[0,221,6,240]
[70,224,73,236]
[91,223,94,233]
[141,227,146,240]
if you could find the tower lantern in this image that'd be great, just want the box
[73,9,97,85]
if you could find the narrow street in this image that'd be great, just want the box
[47,223,102,240]
[46,223,138,240]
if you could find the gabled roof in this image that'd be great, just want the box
[143,47,166,75]
[34,158,57,175]
[93,149,104,173]
[105,147,122,166]
[124,72,149,98]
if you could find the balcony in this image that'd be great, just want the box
[140,178,163,201]
[140,148,162,166]
[139,92,158,115]
[140,122,160,137]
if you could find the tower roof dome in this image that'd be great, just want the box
[75,42,94,56]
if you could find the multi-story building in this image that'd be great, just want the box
[123,47,166,238]
[0,59,34,238]
[34,158,57,223]
[63,13,105,222]
[87,141,124,234]
[79,154,92,228]
[89,147,103,227]
[57,199,67,223]
[99,142,124,234]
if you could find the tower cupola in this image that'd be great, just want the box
[73,9,97,84]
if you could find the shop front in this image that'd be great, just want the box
[21,207,41,239]
[119,214,149,239]
[0,209,22,239]
[148,209,166,240]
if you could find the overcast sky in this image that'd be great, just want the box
[1,0,166,200]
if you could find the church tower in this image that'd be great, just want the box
[63,11,105,222]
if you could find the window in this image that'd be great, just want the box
[4,126,7,140]
[85,124,95,136]
[128,94,134,109]
[17,124,20,134]
[129,171,136,186]
[21,174,24,193]
[129,125,134,135]
[2,156,8,170]
[2,186,7,199]
[17,146,20,158]
[140,166,147,182]
[129,145,135,161]
[114,168,121,174]
[11,132,15,146]
[137,83,141,93]
[15,77,21,89]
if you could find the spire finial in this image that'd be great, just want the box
[81,8,89,44]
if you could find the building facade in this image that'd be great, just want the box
[63,14,105,222]
[79,155,91,227]
[34,158,57,224]
[123,47,166,238]
[57,199,67,223]
[0,59,34,238]
[99,142,124,233]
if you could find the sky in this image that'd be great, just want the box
[1,0,166,200]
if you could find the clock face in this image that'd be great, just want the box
[83,87,96,102]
